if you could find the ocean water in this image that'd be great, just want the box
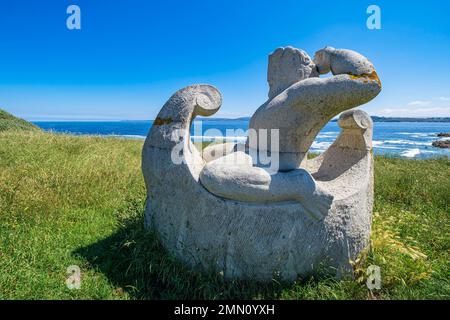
[33,120,450,159]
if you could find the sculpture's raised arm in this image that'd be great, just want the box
[249,46,381,171]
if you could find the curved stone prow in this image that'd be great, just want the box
[144,84,222,151]
[143,84,221,184]
[142,84,222,227]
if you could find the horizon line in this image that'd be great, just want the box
[26,115,450,122]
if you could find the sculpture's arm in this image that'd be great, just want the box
[262,47,381,117]
[249,47,381,170]
[304,47,381,114]
[298,75,381,114]
[265,72,381,119]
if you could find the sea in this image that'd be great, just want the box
[33,120,450,159]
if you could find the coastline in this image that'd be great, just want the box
[32,120,450,160]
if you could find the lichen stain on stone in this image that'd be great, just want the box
[153,117,173,125]
[348,71,381,88]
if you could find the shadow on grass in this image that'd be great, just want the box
[74,211,298,300]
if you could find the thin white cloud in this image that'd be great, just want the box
[376,106,450,117]
[367,95,450,117]
[407,100,431,106]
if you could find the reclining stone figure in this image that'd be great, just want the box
[142,46,381,281]
[199,46,380,218]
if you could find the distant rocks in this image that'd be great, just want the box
[437,132,450,137]
[432,140,450,148]
[432,133,450,148]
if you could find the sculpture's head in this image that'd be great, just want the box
[268,46,318,99]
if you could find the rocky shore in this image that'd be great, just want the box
[432,132,450,148]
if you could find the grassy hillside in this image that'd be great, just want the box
[0,109,39,132]
[0,130,448,299]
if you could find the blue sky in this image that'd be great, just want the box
[0,0,449,120]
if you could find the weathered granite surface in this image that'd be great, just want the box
[142,47,381,281]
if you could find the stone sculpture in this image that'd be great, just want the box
[142,46,382,281]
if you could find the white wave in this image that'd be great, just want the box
[375,145,402,150]
[311,141,332,150]
[372,141,411,149]
[317,132,339,138]
[384,139,431,146]
[397,132,436,137]
[401,148,421,158]
[397,132,441,139]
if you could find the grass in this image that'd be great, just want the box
[0,109,39,132]
[0,130,449,300]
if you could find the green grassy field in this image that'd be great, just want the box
[0,109,39,133]
[0,130,449,299]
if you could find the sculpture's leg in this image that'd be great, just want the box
[199,153,333,220]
